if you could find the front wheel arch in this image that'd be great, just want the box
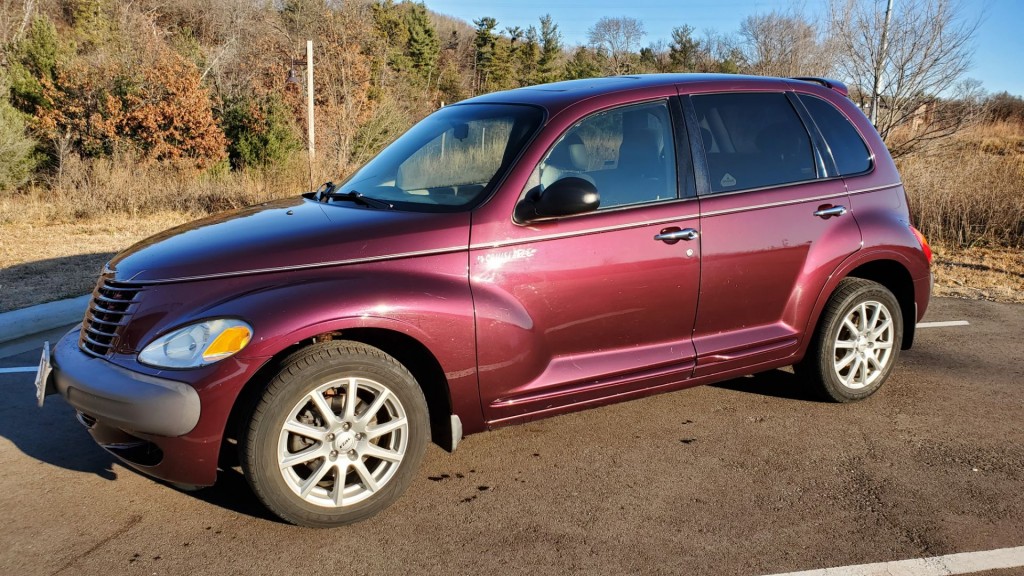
[241,340,430,527]
[221,327,457,472]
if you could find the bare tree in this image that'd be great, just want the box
[699,29,746,73]
[587,16,645,75]
[0,0,34,46]
[830,0,982,156]
[740,8,834,77]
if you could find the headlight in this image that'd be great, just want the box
[139,319,252,368]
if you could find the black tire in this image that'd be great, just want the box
[797,278,903,402]
[241,341,429,527]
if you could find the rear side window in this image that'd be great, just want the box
[798,94,872,176]
[692,92,816,193]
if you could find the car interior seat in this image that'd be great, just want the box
[541,133,591,189]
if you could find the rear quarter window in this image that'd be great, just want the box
[798,94,872,176]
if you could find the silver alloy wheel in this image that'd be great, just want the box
[832,300,895,390]
[277,376,408,508]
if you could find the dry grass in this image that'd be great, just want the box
[931,246,1024,303]
[0,152,317,313]
[0,214,190,313]
[900,121,1024,249]
[0,153,316,226]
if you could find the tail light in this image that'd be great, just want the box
[910,226,933,263]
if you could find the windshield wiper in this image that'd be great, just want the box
[316,182,392,209]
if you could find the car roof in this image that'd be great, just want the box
[456,73,840,117]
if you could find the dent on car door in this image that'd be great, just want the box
[471,98,702,425]
[685,92,862,376]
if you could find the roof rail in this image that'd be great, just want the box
[791,77,849,97]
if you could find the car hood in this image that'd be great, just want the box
[107,197,471,283]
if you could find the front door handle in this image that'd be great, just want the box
[814,205,848,219]
[654,227,699,244]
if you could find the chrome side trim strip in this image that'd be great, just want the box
[111,246,468,285]
[470,213,700,250]
[698,182,903,218]
[847,182,902,195]
[700,191,849,218]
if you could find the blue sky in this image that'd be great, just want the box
[423,0,1023,97]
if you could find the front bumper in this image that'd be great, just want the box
[51,329,200,437]
[48,328,268,487]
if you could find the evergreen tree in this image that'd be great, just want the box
[669,25,702,72]
[563,47,602,80]
[473,17,498,92]
[519,26,541,84]
[66,0,111,49]
[405,2,439,81]
[537,14,562,83]
[7,16,68,115]
[0,71,39,192]
[372,0,412,74]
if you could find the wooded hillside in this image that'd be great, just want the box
[1,0,1021,250]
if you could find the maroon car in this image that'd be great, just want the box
[38,74,932,527]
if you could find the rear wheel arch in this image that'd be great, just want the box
[801,254,918,361]
[844,259,917,350]
[796,277,903,402]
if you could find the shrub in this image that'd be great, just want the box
[221,94,301,170]
[35,47,228,168]
[0,91,39,193]
[6,16,69,115]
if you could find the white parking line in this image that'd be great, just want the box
[762,545,1024,576]
[917,320,970,328]
[0,366,36,374]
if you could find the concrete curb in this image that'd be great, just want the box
[0,295,90,344]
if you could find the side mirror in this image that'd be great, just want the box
[515,177,600,222]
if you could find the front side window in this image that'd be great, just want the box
[338,104,543,210]
[692,93,816,193]
[524,100,678,210]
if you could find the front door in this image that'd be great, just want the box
[470,98,702,425]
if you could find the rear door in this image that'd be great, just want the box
[685,91,862,376]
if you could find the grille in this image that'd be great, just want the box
[79,277,143,357]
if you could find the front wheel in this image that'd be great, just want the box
[241,341,429,527]
[797,278,903,402]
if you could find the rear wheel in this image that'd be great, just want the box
[241,341,429,527]
[798,278,903,402]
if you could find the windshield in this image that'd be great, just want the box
[336,104,543,211]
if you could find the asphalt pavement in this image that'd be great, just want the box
[1,297,1022,576]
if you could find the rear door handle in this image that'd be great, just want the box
[813,205,847,219]
[654,227,699,244]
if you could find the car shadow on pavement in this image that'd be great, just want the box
[0,377,118,480]
[183,468,284,523]
[712,369,822,402]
